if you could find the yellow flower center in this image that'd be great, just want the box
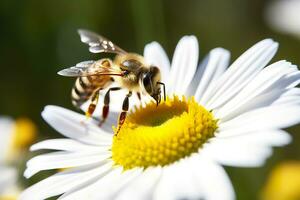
[111,96,218,170]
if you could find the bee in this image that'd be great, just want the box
[58,29,166,131]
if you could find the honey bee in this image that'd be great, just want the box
[58,29,166,130]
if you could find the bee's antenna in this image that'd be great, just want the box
[157,82,166,101]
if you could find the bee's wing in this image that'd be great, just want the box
[57,60,123,77]
[78,29,127,54]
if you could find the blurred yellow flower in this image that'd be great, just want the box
[0,117,37,200]
[8,118,37,161]
[262,161,300,200]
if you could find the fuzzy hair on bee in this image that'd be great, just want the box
[58,29,166,133]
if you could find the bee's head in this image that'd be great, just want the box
[141,66,162,105]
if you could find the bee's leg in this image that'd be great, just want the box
[136,92,142,102]
[157,82,166,101]
[116,91,132,135]
[85,88,102,118]
[99,87,121,126]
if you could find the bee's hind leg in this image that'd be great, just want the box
[80,88,101,126]
[85,88,102,119]
[116,91,132,135]
[99,87,121,126]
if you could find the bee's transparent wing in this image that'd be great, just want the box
[78,29,127,54]
[57,60,123,77]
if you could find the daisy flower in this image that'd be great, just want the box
[21,36,300,200]
[0,117,36,199]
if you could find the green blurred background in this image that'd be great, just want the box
[0,0,299,199]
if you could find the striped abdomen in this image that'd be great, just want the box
[71,76,111,108]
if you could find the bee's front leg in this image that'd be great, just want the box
[99,87,121,126]
[136,92,142,102]
[116,91,132,135]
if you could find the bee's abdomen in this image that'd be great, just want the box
[71,77,96,108]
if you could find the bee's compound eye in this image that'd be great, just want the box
[142,73,153,94]
[143,74,150,85]
[123,70,129,75]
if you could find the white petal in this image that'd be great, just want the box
[202,139,273,167]
[59,168,142,200]
[153,159,202,200]
[189,155,235,200]
[154,155,235,200]
[187,48,230,102]
[30,139,107,152]
[20,162,113,200]
[216,129,292,146]
[265,0,300,37]
[270,70,300,91]
[144,41,171,82]
[115,167,162,200]
[24,151,111,178]
[168,36,199,95]
[203,130,291,167]
[216,87,299,122]
[205,39,278,110]
[215,60,299,120]
[273,87,300,105]
[219,104,300,132]
[42,105,113,145]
